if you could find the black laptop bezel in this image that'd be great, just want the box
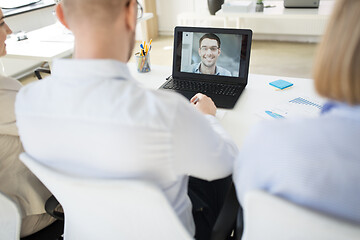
[172,26,252,86]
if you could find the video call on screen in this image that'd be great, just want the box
[179,32,242,78]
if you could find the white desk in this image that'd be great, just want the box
[3,0,56,33]
[2,0,55,17]
[5,13,154,72]
[5,22,74,66]
[128,64,324,147]
[0,0,57,78]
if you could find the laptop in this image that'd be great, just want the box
[160,27,252,109]
[284,0,320,8]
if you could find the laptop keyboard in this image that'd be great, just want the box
[162,79,242,96]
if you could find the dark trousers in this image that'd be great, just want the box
[188,175,233,240]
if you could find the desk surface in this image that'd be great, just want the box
[128,64,324,147]
[5,13,154,63]
[6,22,74,62]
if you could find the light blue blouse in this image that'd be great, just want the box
[234,101,360,224]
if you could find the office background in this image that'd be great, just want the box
[2,0,336,83]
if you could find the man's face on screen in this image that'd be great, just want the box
[198,38,221,68]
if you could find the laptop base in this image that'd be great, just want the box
[160,78,244,109]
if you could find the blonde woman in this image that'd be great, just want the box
[0,9,56,237]
[234,0,360,224]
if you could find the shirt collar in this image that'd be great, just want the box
[195,63,220,75]
[194,63,201,74]
[51,59,133,82]
[321,102,337,114]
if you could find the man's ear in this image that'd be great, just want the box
[55,3,70,29]
[124,0,137,32]
[218,48,221,56]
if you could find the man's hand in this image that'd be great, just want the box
[190,93,217,116]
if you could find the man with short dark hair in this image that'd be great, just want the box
[188,33,232,76]
[15,0,238,238]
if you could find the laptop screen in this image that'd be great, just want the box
[173,27,252,85]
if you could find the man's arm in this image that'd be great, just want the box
[172,93,238,180]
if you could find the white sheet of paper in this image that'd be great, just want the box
[257,96,325,120]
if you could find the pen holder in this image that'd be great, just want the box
[135,53,151,73]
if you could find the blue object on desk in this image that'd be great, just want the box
[269,79,293,90]
[265,111,285,119]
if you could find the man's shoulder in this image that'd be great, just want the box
[16,77,47,101]
[15,75,192,128]
[183,63,199,73]
[216,66,232,76]
[191,63,200,68]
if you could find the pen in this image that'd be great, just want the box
[140,40,152,56]
[193,97,199,104]
[265,110,285,119]
[149,39,152,52]
[140,42,146,56]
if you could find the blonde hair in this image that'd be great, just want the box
[313,0,360,105]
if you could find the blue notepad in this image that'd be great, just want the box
[269,80,293,90]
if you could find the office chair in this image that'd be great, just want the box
[210,182,243,240]
[242,190,360,240]
[0,191,22,240]
[0,190,63,240]
[20,220,63,240]
[34,67,51,80]
[19,153,193,240]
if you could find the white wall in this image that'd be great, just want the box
[156,0,210,35]
[156,0,335,36]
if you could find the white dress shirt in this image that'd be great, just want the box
[15,59,238,235]
[234,102,360,224]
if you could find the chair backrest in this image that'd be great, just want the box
[20,153,193,240]
[211,182,242,240]
[0,191,21,240]
[243,190,360,240]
